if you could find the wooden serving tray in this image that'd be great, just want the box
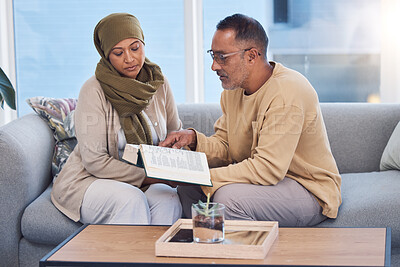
[155,219,278,259]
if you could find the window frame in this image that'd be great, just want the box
[0,0,17,125]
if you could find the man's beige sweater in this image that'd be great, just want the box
[198,62,341,219]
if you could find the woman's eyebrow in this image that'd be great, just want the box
[129,40,139,46]
[111,41,140,51]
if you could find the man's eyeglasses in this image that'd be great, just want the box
[207,48,260,65]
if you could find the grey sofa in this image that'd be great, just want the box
[1,103,400,266]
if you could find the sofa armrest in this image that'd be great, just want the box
[0,113,54,267]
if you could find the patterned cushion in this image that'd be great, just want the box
[26,97,78,180]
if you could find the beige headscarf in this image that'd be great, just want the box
[94,13,164,145]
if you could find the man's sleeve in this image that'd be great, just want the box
[195,95,233,168]
[202,105,305,196]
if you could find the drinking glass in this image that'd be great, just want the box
[191,202,225,243]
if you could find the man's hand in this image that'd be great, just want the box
[159,129,197,150]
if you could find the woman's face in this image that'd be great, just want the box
[108,38,145,79]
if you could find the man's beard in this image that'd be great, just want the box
[218,66,249,91]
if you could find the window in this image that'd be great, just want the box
[269,0,380,102]
[13,0,184,116]
[203,0,381,103]
[6,0,400,119]
[273,0,288,24]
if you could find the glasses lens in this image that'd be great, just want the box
[207,50,214,59]
[211,51,222,64]
[207,50,227,64]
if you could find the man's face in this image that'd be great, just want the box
[210,29,250,90]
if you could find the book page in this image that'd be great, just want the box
[140,144,206,173]
[122,144,140,165]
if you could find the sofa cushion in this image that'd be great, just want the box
[380,121,400,171]
[21,185,82,245]
[317,170,400,247]
[26,97,77,180]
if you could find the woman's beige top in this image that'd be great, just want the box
[51,76,182,222]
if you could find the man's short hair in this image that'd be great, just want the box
[216,14,268,58]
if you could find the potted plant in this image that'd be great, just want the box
[0,67,16,110]
[191,193,225,243]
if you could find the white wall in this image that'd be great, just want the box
[380,0,400,102]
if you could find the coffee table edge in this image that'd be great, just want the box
[39,223,89,267]
[385,227,391,267]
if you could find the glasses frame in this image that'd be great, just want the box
[207,48,260,65]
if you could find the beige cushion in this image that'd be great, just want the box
[380,121,400,171]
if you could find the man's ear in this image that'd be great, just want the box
[247,49,259,64]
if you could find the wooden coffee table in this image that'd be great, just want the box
[40,224,391,266]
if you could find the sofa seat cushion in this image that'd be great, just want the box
[317,170,400,247]
[21,185,82,245]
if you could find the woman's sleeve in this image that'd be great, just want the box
[74,80,146,186]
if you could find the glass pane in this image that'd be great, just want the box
[14,0,184,116]
[203,0,380,103]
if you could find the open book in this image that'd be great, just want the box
[122,144,212,186]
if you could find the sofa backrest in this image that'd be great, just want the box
[178,103,400,174]
[177,103,222,137]
[321,103,400,173]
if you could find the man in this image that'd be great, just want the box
[159,14,341,227]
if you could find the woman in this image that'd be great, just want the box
[51,13,182,225]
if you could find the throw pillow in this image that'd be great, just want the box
[26,97,78,180]
[380,121,400,171]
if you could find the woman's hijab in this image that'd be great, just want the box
[94,13,164,145]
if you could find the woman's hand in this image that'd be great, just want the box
[159,129,197,150]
